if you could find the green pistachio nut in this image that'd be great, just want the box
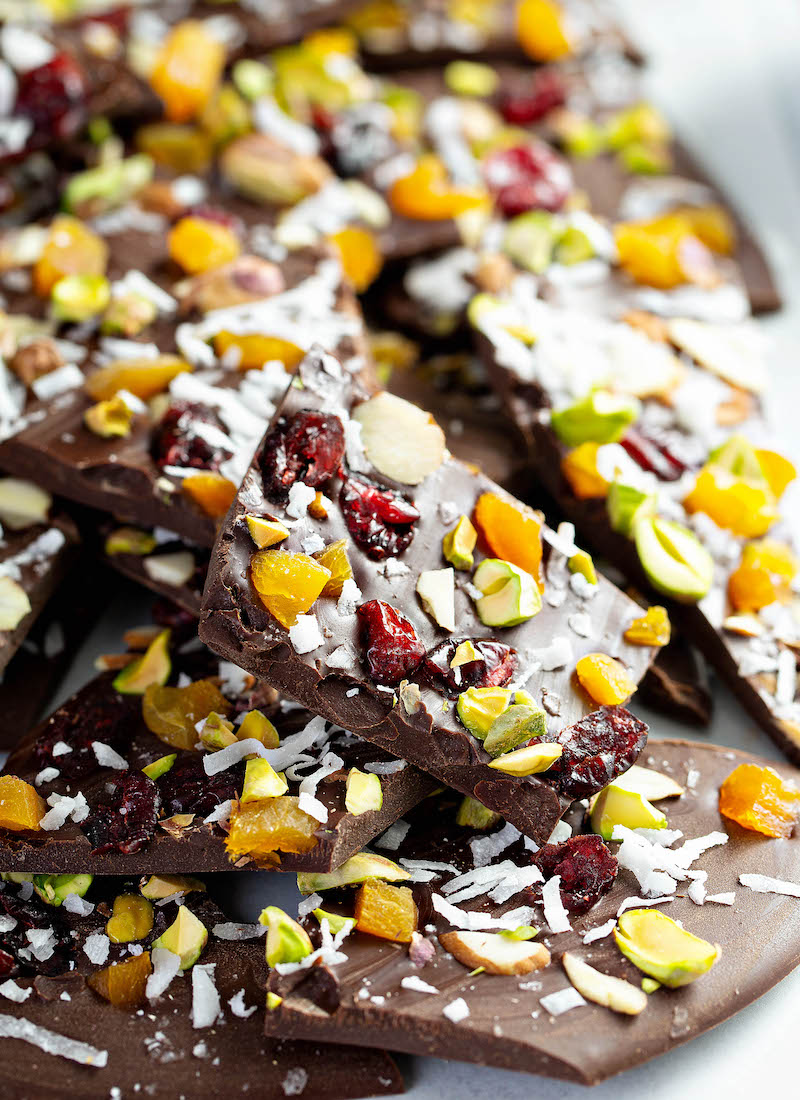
[104,526,158,556]
[708,434,769,486]
[455,795,501,830]
[101,292,158,337]
[113,629,171,694]
[241,758,288,803]
[589,784,667,841]
[456,686,511,740]
[51,274,111,323]
[633,516,714,602]
[312,909,356,936]
[152,905,208,970]
[62,154,154,215]
[442,514,477,570]
[33,874,93,906]
[140,875,206,900]
[486,742,563,776]
[259,906,313,968]
[483,703,547,759]
[345,769,383,816]
[567,549,597,584]
[297,853,410,895]
[444,60,498,97]
[550,389,640,448]
[607,481,657,536]
[503,210,562,274]
[232,59,274,101]
[238,709,280,748]
[473,558,542,627]
[199,712,237,751]
[554,224,595,266]
[614,909,720,988]
[142,754,177,781]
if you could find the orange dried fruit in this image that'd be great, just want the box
[88,951,152,1010]
[328,226,383,291]
[756,449,796,499]
[561,442,609,499]
[719,763,800,838]
[684,469,779,538]
[516,0,572,61]
[354,880,418,943]
[250,548,331,628]
[168,216,240,275]
[388,154,487,221]
[624,605,671,647]
[742,539,798,581]
[226,796,319,862]
[142,679,232,751]
[136,123,213,175]
[614,215,716,289]
[182,473,236,519]
[576,653,636,706]
[473,491,544,587]
[150,20,225,123]
[727,564,777,613]
[85,355,192,401]
[313,539,353,597]
[33,216,108,298]
[677,204,736,255]
[0,775,46,831]
[213,332,304,371]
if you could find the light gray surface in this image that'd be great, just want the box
[31,1,800,1094]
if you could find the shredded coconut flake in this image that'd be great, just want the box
[442,997,470,1023]
[739,873,800,897]
[146,948,182,1000]
[289,614,324,653]
[0,1014,107,1066]
[83,934,110,966]
[540,988,586,1016]
[401,976,439,995]
[0,979,31,1003]
[192,964,222,1029]
[229,989,257,1018]
[211,922,266,941]
[375,821,410,850]
[92,742,129,770]
[582,919,617,944]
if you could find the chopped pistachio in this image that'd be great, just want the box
[101,292,158,337]
[237,709,279,748]
[345,769,383,816]
[84,394,135,439]
[297,853,409,895]
[450,640,478,668]
[142,754,177,781]
[113,629,171,695]
[106,894,154,943]
[198,712,237,752]
[0,576,31,631]
[51,274,111,323]
[260,906,312,968]
[444,59,498,97]
[104,526,158,556]
[456,686,511,740]
[483,703,547,758]
[312,909,356,936]
[240,758,288,803]
[455,796,501,830]
[140,875,206,900]
[567,549,597,585]
[246,514,289,548]
[152,905,208,970]
[614,909,720,988]
[473,558,541,627]
[33,874,93,907]
[487,742,563,776]
[442,514,477,570]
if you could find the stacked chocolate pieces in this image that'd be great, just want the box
[0,0,797,1095]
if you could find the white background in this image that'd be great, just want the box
[34,1,800,1095]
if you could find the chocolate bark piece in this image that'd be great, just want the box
[264,738,800,1084]
[470,285,800,762]
[200,346,657,842]
[0,181,367,545]
[0,875,403,1099]
[0,635,435,874]
[640,635,712,726]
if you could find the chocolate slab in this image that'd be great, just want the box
[639,635,712,727]
[0,638,435,874]
[200,346,658,842]
[264,738,800,1084]
[0,876,403,1100]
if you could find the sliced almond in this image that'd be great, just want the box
[666,317,767,394]
[143,551,195,588]
[0,575,31,631]
[0,478,52,530]
[722,613,764,638]
[562,951,647,1015]
[439,930,550,976]
[416,568,455,632]
[353,392,446,485]
[609,763,685,801]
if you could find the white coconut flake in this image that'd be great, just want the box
[616,895,674,918]
[374,820,410,851]
[567,612,592,638]
[83,934,110,966]
[289,614,324,653]
[442,997,470,1023]
[540,988,586,1017]
[192,964,222,1029]
[363,759,407,775]
[582,919,617,944]
[286,482,317,518]
[217,661,250,697]
[401,976,440,995]
[211,922,266,941]
[739,873,800,897]
[297,894,323,919]
[146,947,182,1000]
[527,636,572,671]
[706,892,736,906]
[0,979,30,1003]
[229,989,258,1018]
[298,791,328,823]
[282,1067,310,1096]
[203,738,267,776]
[469,821,521,868]
[92,742,129,770]
[26,928,56,962]
[0,1015,107,1067]
[547,820,573,844]
[541,876,572,934]
[687,875,708,905]
[62,894,94,917]
[203,799,233,826]
[35,768,59,786]
[431,893,535,932]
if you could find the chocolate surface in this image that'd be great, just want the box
[264,738,800,1084]
[639,635,713,727]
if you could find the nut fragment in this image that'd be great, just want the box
[0,478,51,529]
[220,134,331,206]
[0,576,32,631]
[353,392,446,485]
[9,339,63,388]
[84,395,135,439]
[562,951,647,1015]
[439,930,550,975]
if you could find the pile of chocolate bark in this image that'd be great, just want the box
[0,1,798,1095]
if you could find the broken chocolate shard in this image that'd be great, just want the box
[640,636,713,727]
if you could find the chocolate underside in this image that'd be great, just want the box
[0,661,436,874]
[199,349,656,843]
[0,881,403,1100]
[264,738,800,1085]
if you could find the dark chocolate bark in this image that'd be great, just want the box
[264,739,800,1085]
[640,635,712,727]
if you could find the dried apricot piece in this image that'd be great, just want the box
[33,215,108,298]
[684,469,778,538]
[313,539,353,597]
[85,356,192,401]
[0,775,46,831]
[142,680,232,751]
[742,539,798,581]
[182,473,236,519]
[150,20,225,123]
[624,605,671,647]
[389,154,487,220]
[614,215,716,289]
[168,216,240,275]
[516,0,572,61]
[756,449,796,499]
[354,880,418,943]
[727,564,777,613]
[576,653,636,706]
[719,763,800,838]
[561,442,609,499]
[250,548,331,628]
[226,796,319,862]
[328,226,383,291]
[677,204,736,255]
[213,332,304,371]
[88,951,152,1010]
[473,491,544,587]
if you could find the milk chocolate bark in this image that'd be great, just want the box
[264,739,800,1084]
[0,633,435,873]
[471,284,800,762]
[0,876,403,1100]
[200,347,657,842]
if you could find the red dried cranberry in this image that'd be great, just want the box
[152,401,232,472]
[261,410,345,501]
[499,69,567,125]
[543,706,648,801]
[158,754,244,818]
[187,204,244,236]
[15,52,88,143]
[33,690,137,779]
[84,773,160,855]
[357,599,425,687]
[620,426,696,482]
[483,142,572,217]
[422,638,517,698]
[340,475,419,560]
[532,834,617,914]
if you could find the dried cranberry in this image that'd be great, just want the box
[544,706,648,801]
[340,475,419,560]
[619,426,695,482]
[15,52,88,143]
[499,69,567,125]
[152,401,232,472]
[532,835,617,914]
[187,204,244,236]
[422,638,517,698]
[483,142,572,217]
[33,692,137,779]
[261,410,345,501]
[357,599,425,687]
[84,773,160,855]
[158,754,244,818]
